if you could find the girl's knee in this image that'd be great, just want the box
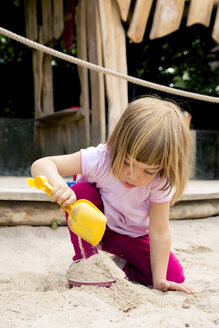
[71,182,104,212]
[166,252,185,283]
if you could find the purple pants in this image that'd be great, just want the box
[65,182,185,286]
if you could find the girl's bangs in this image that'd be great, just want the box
[126,132,167,168]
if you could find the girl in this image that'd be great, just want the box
[31,96,195,294]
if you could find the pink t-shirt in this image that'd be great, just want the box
[77,144,173,237]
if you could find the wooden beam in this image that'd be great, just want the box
[32,27,43,119]
[0,200,65,226]
[112,0,128,114]
[98,0,128,135]
[53,0,64,40]
[87,0,106,145]
[34,108,84,123]
[42,51,54,116]
[185,0,218,4]
[150,0,185,40]
[212,4,219,44]
[41,0,53,43]
[76,0,91,148]
[1,198,218,225]
[24,0,38,41]
[32,50,43,118]
[187,0,214,28]
[127,0,153,43]
[116,0,132,21]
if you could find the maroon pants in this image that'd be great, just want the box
[65,182,185,286]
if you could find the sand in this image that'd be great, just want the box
[0,216,218,328]
[66,252,125,283]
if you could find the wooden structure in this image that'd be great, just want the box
[1,178,219,225]
[24,0,219,157]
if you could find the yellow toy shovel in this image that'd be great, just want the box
[26,176,107,246]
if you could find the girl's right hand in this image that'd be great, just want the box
[50,182,77,207]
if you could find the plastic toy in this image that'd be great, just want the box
[68,279,116,288]
[26,176,107,246]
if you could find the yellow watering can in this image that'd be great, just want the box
[26,176,107,246]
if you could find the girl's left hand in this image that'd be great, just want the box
[154,279,195,294]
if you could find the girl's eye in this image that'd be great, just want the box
[144,170,154,175]
[124,161,130,166]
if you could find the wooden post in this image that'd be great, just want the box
[150,0,185,40]
[127,0,153,43]
[32,29,44,118]
[41,0,53,44]
[76,0,91,148]
[112,0,128,113]
[24,0,42,118]
[98,0,128,135]
[42,50,54,116]
[87,0,106,145]
[24,0,38,41]
[53,0,64,40]
[187,0,214,27]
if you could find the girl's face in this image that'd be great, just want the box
[118,156,161,188]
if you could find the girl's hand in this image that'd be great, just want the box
[50,182,77,207]
[154,278,195,294]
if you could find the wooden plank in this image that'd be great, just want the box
[98,0,128,135]
[1,198,218,225]
[170,199,219,219]
[35,108,83,122]
[187,0,214,27]
[24,0,38,41]
[76,0,91,147]
[42,51,54,116]
[212,5,219,44]
[75,120,84,150]
[0,200,64,226]
[185,0,218,4]
[36,119,81,157]
[127,0,153,43]
[116,0,132,21]
[53,0,64,40]
[87,0,106,145]
[32,27,43,119]
[41,0,53,43]
[150,0,185,40]
[32,50,43,118]
[112,0,128,113]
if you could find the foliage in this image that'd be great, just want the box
[0,35,23,64]
[131,21,219,97]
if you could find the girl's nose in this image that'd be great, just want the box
[129,169,138,181]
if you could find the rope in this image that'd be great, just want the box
[0,26,219,104]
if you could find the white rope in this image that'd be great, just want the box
[0,26,219,104]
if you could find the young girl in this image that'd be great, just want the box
[31,96,195,294]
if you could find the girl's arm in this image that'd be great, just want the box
[149,201,195,294]
[31,152,81,207]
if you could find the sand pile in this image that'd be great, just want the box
[66,252,125,283]
[66,251,159,312]
[66,252,152,311]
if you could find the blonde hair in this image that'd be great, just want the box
[107,96,192,205]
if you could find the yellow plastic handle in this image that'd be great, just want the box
[27,176,71,215]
